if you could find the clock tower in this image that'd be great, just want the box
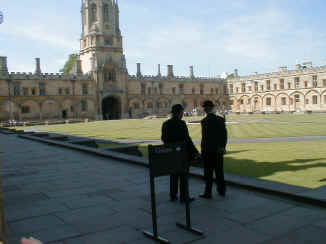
[80,0,128,119]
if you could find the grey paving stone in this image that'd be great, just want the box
[5,201,68,222]
[44,186,109,198]
[191,225,271,244]
[137,228,205,244]
[261,225,326,244]
[9,215,65,235]
[226,199,295,224]
[3,185,20,192]
[313,218,326,229]
[7,237,21,244]
[4,192,48,206]
[55,205,118,223]
[250,206,326,237]
[68,213,123,234]
[27,225,80,244]
[64,226,141,244]
[61,195,116,210]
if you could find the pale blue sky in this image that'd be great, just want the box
[0,0,325,77]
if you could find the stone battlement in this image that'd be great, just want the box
[229,65,326,81]
[0,72,91,81]
[128,75,225,83]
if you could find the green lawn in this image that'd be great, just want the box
[139,141,326,189]
[224,141,326,189]
[17,114,326,140]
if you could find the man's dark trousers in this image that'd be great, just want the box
[203,151,225,195]
[170,174,187,200]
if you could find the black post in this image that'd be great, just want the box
[176,172,204,236]
[143,164,170,243]
[150,176,158,237]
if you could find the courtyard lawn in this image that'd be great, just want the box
[18,113,326,140]
[139,141,326,189]
[224,141,326,189]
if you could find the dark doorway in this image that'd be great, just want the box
[62,110,67,119]
[102,96,121,120]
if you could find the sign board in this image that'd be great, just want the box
[148,143,187,177]
[143,143,203,243]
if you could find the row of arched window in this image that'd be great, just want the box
[236,95,326,106]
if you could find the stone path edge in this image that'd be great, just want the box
[17,133,326,209]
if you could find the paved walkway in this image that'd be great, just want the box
[2,134,326,244]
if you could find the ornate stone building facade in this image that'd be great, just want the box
[0,0,225,121]
[0,57,96,121]
[228,64,326,113]
[0,0,325,122]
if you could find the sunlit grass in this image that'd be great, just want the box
[16,114,326,140]
[138,141,326,189]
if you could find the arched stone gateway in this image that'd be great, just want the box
[102,96,121,120]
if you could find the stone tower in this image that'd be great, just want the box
[80,0,128,120]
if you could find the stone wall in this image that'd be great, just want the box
[127,70,227,118]
[0,70,97,121]
[227,63,326,113]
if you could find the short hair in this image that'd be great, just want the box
[202,100,215,108]
[171,104,184,115]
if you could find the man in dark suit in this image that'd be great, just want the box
[161,104,199,203]
[200,100,227,199]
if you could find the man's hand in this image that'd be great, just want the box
[218,148,226,155]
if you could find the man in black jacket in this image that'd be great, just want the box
[200,100,227,199]
[161,104,199,203]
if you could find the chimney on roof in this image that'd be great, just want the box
[167,65,174,78]
[35,58,42,74]
[0,56,8,75]
[189,66,194,79]
[136,63,142,77]
[157,64,161,77]
[234,69,239,78]
[168,65,174,77]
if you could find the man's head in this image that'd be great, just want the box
[171,104,184,119]
[202,100,215,113]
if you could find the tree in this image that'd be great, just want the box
[227,73,235,79]
[60,54,79,74]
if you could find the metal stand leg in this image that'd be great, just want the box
[143,176,170,243]
[176,173,204,236]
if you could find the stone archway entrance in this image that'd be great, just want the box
[102,96,121,120]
